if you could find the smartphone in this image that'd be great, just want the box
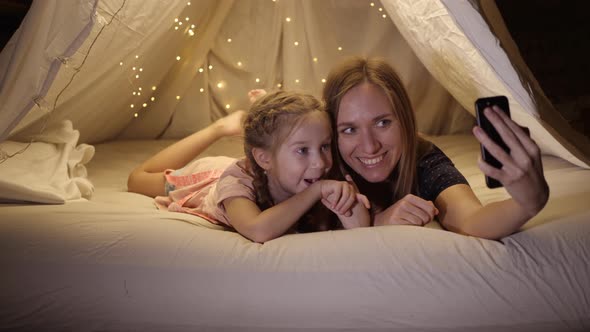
[474,96,510,189]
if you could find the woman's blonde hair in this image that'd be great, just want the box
[322,57,431,204]
[243,90,324,211]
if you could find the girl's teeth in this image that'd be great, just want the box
[359,155,383,165]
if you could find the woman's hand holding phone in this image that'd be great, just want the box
[473,104,549,217]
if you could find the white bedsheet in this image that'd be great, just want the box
[1,135,589,331]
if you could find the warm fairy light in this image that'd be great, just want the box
[142,103,148,108]
[225,104,231,109]
[176,56,181,61]
[378,7,383,11]
[135,74,139,79]
[152,86,157,91]
[370,2,375,6]
[199,88,204,92]
[227,38,232,43]
[119,62,123,66]
[176,96,181,100]
[139,68,143,72]
[338,46,343,51]
[185,17,190,21]
[175,18,179,22]
[208,65,213,70]
[133,92,137,96]
[138,87,142,91]
[137,92,141,96]
[198,67,204,73]
[294,41,299,46]
[175,26,179,31]
[188,29,195,36]
[382,14,387,18]
[135,55,139,59]
[295,79,300,83]
[191,24,195,29]
[151,97,155,101]
[285,17,291,22]
[277,83,282,88]
[237,61,243,66]
[217,81,225,88]
[178,22,183,26]
[255,78,260,83]
[134,113,138,117]
[132,67,136,71]
[187,1,191,5]
[313,57,318,62]
[130,104,134,108]
[321,78,326,83]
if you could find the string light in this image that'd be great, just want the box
[217,81,225,88]
[227,38,232,43]
[382,14,387,18]
[237,61,243,67]
[225,104,231,109]
[294,41,299,46]
[255,78,260,83]
[130,104,134,108]
[133,92,137,96]
[119,62,123,66]
[151,97,155,101]
[176,96,181,100]
[285,17,291,22]
[208,65,213,70]
[321,78,326,83]
[135,55,139,59]
[175,18,179,22]
[178,21,183,26]
[277,83,282,88]
[135,74,139,79]
[187,1,191,5]
[337,46,343,51]
[139,68,143,72]
[176,56,181,61]
[138,87,142,91]
[188,29,195,36]
[199,88,204,92]
[152,86,157,91]
[132,66,136,71]
[191,24,195,29]
[134,113,138,117]
[175,26,179,31]
[185,17,189,21]
[313,57,318,62]
[295,79,300,83]
[370,2,375,6]
[378,7,383,12]
[198,67,204,73]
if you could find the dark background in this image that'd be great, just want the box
[1,0,588,139]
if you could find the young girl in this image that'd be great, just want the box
[128,90,370,242]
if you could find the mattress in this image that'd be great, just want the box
[1,135,589,331]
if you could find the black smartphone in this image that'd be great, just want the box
[474,96,510,189]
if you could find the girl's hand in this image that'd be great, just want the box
[375,194,438,226]
[473,106,549,217]
[318,180,358,217]
[248,89,267,104]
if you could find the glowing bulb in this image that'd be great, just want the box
[382,14,387,18]
[227,38,232,43]
[187,1,191,5]
[208,65,213,70]
[277,83,282,88]
[133,92,137,96]
[185,17,189,21]
[313,57,318,62]
[134,113,138,118]
[132,67,136,71]
[237,61,243,67]
[255,78,260,83]
[217,82,224,88]
[225,104,231,109]
[139,68,143,72]
[199,88,204,92]
[138,87,142,91]
[175,18,179,22]
[176,56,181,61]
[321,78,326,83]
[119,62,123,66]
[286,17,291,22]
[130,104,134,108]
[295,79,300,83]
[191,24,195,28]
[178,21,183,26]
[151,97,155,101]
[152,86,157,91]
[337,46,343,51]
[142,103,147,108]
[378,7,383,11]
[137,92,141,96]
[188,29,195,36]
[294,41,299,46]
[135,55,139,59]
[198,67,204,73]
[135,74,139,79]
[370,2,375,6]
[176,96,181,100]
[175,26,179,30]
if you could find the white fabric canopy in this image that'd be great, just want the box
[0,0,588,168]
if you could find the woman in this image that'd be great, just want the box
[322,57,549,240]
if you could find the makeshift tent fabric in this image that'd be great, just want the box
[1,1,589,331]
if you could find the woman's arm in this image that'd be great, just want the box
[437,106,549,240]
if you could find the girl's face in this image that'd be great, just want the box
[265,111,333,203]
[336,82,403,183]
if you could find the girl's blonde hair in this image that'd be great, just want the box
[322,57,431,205]
[243,90,324,211]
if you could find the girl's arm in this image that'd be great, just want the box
[223,180,359,243]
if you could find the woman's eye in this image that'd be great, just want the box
[376,119,392,127]
[341,127,355,135]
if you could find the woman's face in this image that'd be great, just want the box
[336,82,403,183]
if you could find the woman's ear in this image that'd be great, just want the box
[251,147,272,171]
